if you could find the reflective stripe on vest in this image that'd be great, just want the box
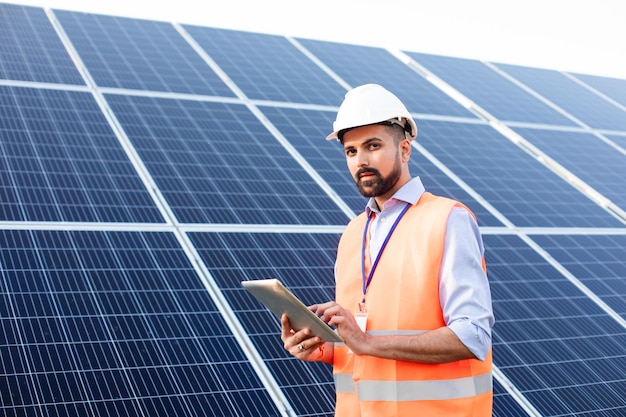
[333,330,429,393]
[366,329,427,337]
[337,330,428,340]
[334,329,489,399]
[334,373,356,393]
[357,372,493,402]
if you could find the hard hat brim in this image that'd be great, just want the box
[325,118,418,142]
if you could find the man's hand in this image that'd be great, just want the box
[310,301,370,355]
[280,314,327,362]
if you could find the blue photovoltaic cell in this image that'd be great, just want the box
[297,38,476,119]
[495,63,626,131]
[512,127,626,211]
[182,25,346,105]
[416,119,625,227]
[189,231,340,417]
[0,85,164,223]
[531,234,626,320]
[104,94,349,225]
[571,72,626,108]
[0,229,281,417]
[0,3,84,85]
[259,105,503,226]
[405,52,577,127]
[485,234,626,417]
[53,10,234,97]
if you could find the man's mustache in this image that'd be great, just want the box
[355,167,380,180]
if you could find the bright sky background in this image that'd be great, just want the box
[9,0,626,80]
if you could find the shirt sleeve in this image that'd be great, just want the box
[440,207,495,361]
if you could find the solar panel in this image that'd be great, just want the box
[0,3,84,84]
[415,119,624,227]
[0,229,282,417]
[405,51,577,127]
[570,72,626,108]
[189,231,341,417]
[104,94,349,225]
[1,3,626,416]
[182,26,346,105]
[297,38,477,118]
[0,85,163,223]
[495,63,626,132]
[485,233,626,417]
[53,10,235,96]
[511,127,626,211]
[531,234,626,320]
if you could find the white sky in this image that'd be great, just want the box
[9,0,626,80]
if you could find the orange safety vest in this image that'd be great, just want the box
[333,192,492,417]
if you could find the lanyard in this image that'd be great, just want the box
[360,202,411,305]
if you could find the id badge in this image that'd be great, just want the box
[348,306,368,355]
[355,304,368,332]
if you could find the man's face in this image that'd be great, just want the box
[342,124,404,198]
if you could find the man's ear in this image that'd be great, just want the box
[400,139,411,163]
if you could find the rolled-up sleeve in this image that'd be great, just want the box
[440,207,495,361]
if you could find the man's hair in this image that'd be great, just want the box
[385,122,408,145]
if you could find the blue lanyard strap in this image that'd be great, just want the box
[361,202,411,304]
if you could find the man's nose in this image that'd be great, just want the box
[356,152,368,167]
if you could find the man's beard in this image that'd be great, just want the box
[354,158,402,198]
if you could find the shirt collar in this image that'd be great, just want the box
[365,176,425,216]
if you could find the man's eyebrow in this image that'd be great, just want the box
[343,137,383,150]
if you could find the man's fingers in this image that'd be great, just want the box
[292,337,322,357]
[328,314,344,327]
[280,314,292,338]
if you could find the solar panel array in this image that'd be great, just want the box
[1,3,625,416]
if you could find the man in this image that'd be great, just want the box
[281,84,494,417]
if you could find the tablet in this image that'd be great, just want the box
[242,278,343,343]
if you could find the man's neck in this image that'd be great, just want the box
[373,176,411,210]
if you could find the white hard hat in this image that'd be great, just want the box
[326,84,418,142]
